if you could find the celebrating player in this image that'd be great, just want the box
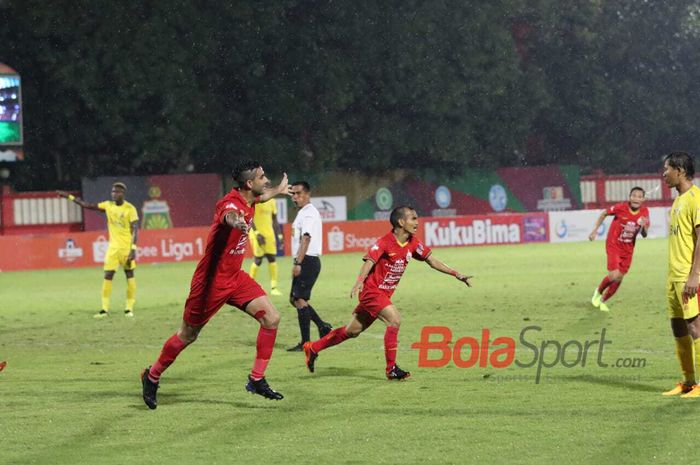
[589,187,649,312]
[303,206,472,380]
[660,152,700,398]
[141,161,290,409]
[57,183,139,318]
[248,198,283,296]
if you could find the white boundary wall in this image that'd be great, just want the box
[548,207,669,243]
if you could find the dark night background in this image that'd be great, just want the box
[2,0,700,189]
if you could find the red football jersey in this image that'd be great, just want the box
[190,189,254,289]
[361,232,432,298]
[605,202,649,253]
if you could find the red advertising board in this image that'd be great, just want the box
[2,212,547,271]
[420,213,548,248]
[0,227,253,272]
[283,212,548,255]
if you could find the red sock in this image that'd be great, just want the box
[597,276,612,293]
[384,326,399,371]
[251,327,277,380]
[602,281,621,302]
[311,327,349,353]
[149,333,187,382]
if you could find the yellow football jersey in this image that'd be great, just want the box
[98,200,139,250]
[668,184,700,281]
[252,199,277,236]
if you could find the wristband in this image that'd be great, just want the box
[68,194,76,201]
[293,259,301,266]
[131,244,137,250]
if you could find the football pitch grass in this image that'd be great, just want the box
[1,238,697,464]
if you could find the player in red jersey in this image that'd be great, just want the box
[141,161,290,409]
[589,186,650,312]
[303,206,472,380]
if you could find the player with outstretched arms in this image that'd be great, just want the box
[58,182,139,318]
[303,205,472,380]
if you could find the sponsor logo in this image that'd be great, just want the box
[523,216,547,242]
[537,186,572,211]
[327,226,381,252]
[435,186,451,209]
[58,239,84,263]
[424,220,520,247]
[411,326,644,384]
[345,233,381,250]
[488,184,507,212]
[92,236,109,262]
[556,219,568,238]
[375,187,393,211]
[328,226,345,252]
[317,200,337,220]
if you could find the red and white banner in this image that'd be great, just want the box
[3,213,548,271]
[421,213,548,248]
[0,227,254,272]
[283,212,548,256]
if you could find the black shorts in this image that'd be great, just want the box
[291,256,321,301]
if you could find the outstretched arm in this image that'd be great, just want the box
[56,190,102,211]
[258,173,290,202]
[425,255,472,287]
[588,210,609,241]
[350,259,375,298]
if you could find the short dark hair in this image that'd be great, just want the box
[232,160,262,186]
[390,205,415,228]
[664,152,695,180]
[292,181,310,192]
[112,182,127,191]
[629,186,645,196]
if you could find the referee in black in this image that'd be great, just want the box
[287,181,332,351]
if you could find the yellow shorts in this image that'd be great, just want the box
[666,280,700,319]
[104,247,136,271]
[249,231,277,257]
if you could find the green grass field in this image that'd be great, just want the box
[1,238,697,465]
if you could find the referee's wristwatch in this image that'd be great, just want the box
[293,258,302,266]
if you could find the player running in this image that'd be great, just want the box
[58,183,139,318]
[589,187,649,312]
[303,206,472,380]
[141,161,290,409]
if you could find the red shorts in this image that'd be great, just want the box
[606,247,633,274]
[353,291,393,324]
[183,270,266,327]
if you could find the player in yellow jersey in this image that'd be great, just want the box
[248,198,282,296]
[661,152,700,398]
[58,182,139,318]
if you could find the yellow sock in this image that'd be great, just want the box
[126,277,136,311]
[101,279,113,311]
[694,338,700,384]
[269,262,278,289]
[250,262,259,279]
[675,335,695,384]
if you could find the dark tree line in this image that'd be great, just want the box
[1,0,699,190]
